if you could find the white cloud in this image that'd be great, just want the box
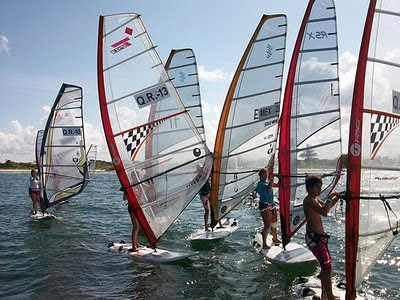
[0,119,110,163]
[0,35,10,55]
[0,120,37,163]
[198,65,230,81]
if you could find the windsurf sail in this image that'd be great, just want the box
[87,144,98,173]
[39,83,89,210]
[97,13,212,247]
[345,1,400,298]
[35,129,44,170]
[165,48,206,141]
[210,14,287,225]
[278,0,343,248]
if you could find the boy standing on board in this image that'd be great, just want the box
[303,175,340,300]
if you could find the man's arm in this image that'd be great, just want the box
[306,196,333,217]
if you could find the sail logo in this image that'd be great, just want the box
[110,27,133,54]
[266,44,273,59]
[350,119,361,156]
[306,31,328,40]
[375,176,398,181]
[179,71,186,82]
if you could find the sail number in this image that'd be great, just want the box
[393,90,400,114]
[254,103,280,122]
[134,83,170,109]
[62,127,81,136]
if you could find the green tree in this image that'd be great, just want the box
[299,144,318,162]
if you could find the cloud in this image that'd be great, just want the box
[0,120,36,163]
[0,35,10,55]
[198,65,230,81]
[0,119,110,163]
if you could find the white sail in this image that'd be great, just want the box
[278,0,343,247]
[210,15,287,223]
[97,13,212,247]
[165,48,206,141]
[346,0,400,297]
[40,83,89,209]
[35,129,44,170]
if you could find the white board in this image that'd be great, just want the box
[189,217,238,241]
[252,233,316,264]
[29,211,56,220]
[296,276,352,299]
[107,241,195,262]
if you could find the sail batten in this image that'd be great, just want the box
[278,0,342,248]
[210,14,287,224]
[39,83,89,210]
[346,0,400,297]
[98,15,212,247]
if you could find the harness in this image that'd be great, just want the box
[305,226,330,248]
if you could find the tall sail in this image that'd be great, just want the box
[346,1,400,298]
[278,0,342,248]
[35,129,44,170]
[97,13,212,247]
[165,48,206,141]
[40,83,89,210]
[210,15,287,224]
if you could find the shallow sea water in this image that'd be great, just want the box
[0,172,399,299]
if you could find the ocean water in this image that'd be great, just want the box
[0,172,399,299]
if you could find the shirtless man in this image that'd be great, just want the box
[303,175,340,300]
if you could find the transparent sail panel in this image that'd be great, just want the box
[213,15,287,219]
[355,0,400,286]
[166,49,206,140]
[41,84,88,207]
[286,0,342,235]
[99,14,212,242]
[35,129,44,169]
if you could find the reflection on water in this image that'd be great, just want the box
[0,172,399,299]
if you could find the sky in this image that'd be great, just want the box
[0,0,368,162]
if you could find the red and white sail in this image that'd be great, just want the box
[278,0,343,248]
[97,14,212,247]
[346,1,400,298]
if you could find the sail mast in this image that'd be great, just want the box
[97,14,212,248]
[278,0,342,248]
[40,83,89,209]
[210,14,287,224]
[279,0,314,248]
[345,1,375,299]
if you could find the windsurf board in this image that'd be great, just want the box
[189,217,238,241]
[107,241,195,262]
[29,211,56,220]
[252,233,316,264]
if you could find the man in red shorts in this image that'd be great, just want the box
[303,175,340,300]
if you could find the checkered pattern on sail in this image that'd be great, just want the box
[370,114,400,157]
[123,120,164,159]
